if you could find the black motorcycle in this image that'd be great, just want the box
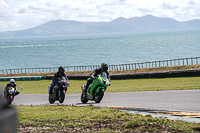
[4,87,19,105]
[48,77,69,104]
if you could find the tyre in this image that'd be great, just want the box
[81,93,88,103]
[49,94,55,104]
[59,90,65,103]
[94,88,104,103]
[8,95,13,105]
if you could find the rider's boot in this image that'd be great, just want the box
[85,82,90,92]
[15,91,19,96]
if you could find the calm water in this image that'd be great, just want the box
[0,31,200,70]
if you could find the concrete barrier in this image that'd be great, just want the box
[0,76,44,81]
[110,69,200,80]
[62,69,200,80]
[1,69,200,81]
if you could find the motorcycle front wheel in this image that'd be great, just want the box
[49,94,55,104]
[59,90,65,103]
[8,95,14,105]
[94,88,104,103]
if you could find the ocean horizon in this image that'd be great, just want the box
[1,30,200,70]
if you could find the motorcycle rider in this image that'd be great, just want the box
[85,63,110,91]
[4,79,19,98]
[49,66,68,95]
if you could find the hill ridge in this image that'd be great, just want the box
[0,15,200,38]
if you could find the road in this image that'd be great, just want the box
[13,90,200,112]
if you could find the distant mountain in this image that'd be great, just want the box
[0,15,200,38]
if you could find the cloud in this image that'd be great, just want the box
[0,0,8,7]
[0,0,200,32]
[188,0,198,5]
[161,3,178,9]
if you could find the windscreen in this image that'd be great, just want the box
[101,72,107,80]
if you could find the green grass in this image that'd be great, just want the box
[1,77,200,94]
[17,105,200,132]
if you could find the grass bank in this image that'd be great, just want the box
[17,105,200,132]
[1,77,200,94]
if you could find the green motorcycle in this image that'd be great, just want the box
[81,72,111,103]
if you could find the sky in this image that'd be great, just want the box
[0,0,200,32]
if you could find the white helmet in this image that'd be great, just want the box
[10,79,15,83]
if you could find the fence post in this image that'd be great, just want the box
[196,57,198,64]
[137,63,140,69]
[191,58,193,65]
[186,58,188,65]
[1,57,200,75]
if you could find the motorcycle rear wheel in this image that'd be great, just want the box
[81,93,88,103]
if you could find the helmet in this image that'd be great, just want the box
[58,66,65,73]
[10,79,15,83]
[10,79,15,84]
[101,63,108,72]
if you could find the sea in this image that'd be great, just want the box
[0,30,200,70]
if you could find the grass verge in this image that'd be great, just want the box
[17,105,200,132]
[1,77,200,94]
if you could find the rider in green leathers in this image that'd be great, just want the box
[85,63,111,91]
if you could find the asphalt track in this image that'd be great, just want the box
[13,90,200,112]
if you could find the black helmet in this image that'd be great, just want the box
[58,66,65,73]
[101,63,108,72]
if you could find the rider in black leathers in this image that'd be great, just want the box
[85,63,110,90]
[49,66,68,94]
[4,79,19,98]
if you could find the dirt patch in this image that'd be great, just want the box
[17,120,127,133]
[17,119,182,133]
